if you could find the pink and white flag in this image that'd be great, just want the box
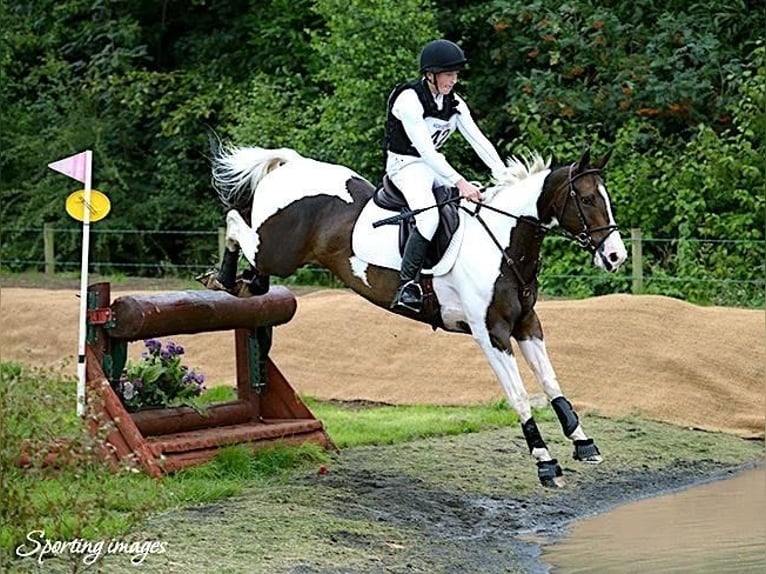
[48,150,90,183]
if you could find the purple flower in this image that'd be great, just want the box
[120,338,208,409]
[144,339,162,354]
[169,342,184,356]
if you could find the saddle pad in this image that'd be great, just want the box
[351,197,466,276]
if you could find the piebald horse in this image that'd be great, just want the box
[203,143,627,487]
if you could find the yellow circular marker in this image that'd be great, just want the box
[65,189,111,222]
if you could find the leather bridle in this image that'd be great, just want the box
[557,164,620,254]
[464,163,621,286]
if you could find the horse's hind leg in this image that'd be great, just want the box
[197,246,238,291]
[199,210,269,296]
[222,210,271,295]
[240,264,270,295]
[515,312,603,464]
[217,247,239,290]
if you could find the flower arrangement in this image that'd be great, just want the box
[117,339,206,412]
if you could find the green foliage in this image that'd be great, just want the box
[308,0,439,178]
[460,0,757,145]
[0,362,155,567]
[229,0,439,181]
[0,1,763,304]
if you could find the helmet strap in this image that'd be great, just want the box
[424,72,439,95]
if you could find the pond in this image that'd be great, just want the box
[542,467,765,573]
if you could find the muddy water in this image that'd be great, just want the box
[543,467,765,573]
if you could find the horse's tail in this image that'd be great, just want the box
[210,139,303,212]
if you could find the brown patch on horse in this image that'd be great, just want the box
[513,309,544,341]
[538,150,615,248]
[485,218,545,352]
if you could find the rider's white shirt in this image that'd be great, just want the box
[386,85,505,185]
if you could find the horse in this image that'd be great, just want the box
[200,142,628,487]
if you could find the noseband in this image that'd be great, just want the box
[555,164,619,253]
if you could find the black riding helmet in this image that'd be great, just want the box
[419,39,467,73]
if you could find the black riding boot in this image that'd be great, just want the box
[391,228,430,313]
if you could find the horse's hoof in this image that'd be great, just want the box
[195,270,230,291]
[231,279,258,298]
[573,439,602,464]
[537,459,565,488]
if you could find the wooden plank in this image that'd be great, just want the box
[131,400,254,436]
[86,347,163,477]
[260,359,319,420]
[158,430,333,473]
[148,419,325,453]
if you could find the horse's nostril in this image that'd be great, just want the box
[609,252,620,262]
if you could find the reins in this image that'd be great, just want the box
[468,163,619,253]
[463,164,620,286]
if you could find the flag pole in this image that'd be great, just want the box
[75,150,93,416]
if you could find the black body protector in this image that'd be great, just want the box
[384,78,460,157]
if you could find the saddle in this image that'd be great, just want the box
[373,175,461,270]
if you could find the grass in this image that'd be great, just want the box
[3,362,763,573]
[305,397,549,447]
[0,361,540,568]
[194,386,543,448]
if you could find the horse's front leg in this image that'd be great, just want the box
[515,311,602,464]
[470,320,565,488]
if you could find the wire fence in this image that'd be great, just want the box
[1,225,763,306]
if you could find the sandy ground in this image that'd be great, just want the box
[1,286,763,438]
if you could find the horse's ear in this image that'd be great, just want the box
[549,151,558,168]
[576,146,591,171]
[593,147,613,170]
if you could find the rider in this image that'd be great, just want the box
[386,39,508,312]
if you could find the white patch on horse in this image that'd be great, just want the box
[349,256,371,288]
[250,158,356,234]
[593,182,627,270]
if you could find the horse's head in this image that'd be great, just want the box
[539,148,627,272]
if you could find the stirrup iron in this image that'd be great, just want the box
[391,280,423,313]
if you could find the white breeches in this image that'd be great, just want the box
[388,160,445,240]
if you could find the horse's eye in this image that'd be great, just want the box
[582,195,596,207]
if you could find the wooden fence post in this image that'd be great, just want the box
[44,223,55,276]
[218,227,226,265]
[631,228,643,294]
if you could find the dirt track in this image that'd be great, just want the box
[1,286,763,438]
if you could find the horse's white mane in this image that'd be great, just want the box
[495,151,550,186]
[480,151,550,203]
